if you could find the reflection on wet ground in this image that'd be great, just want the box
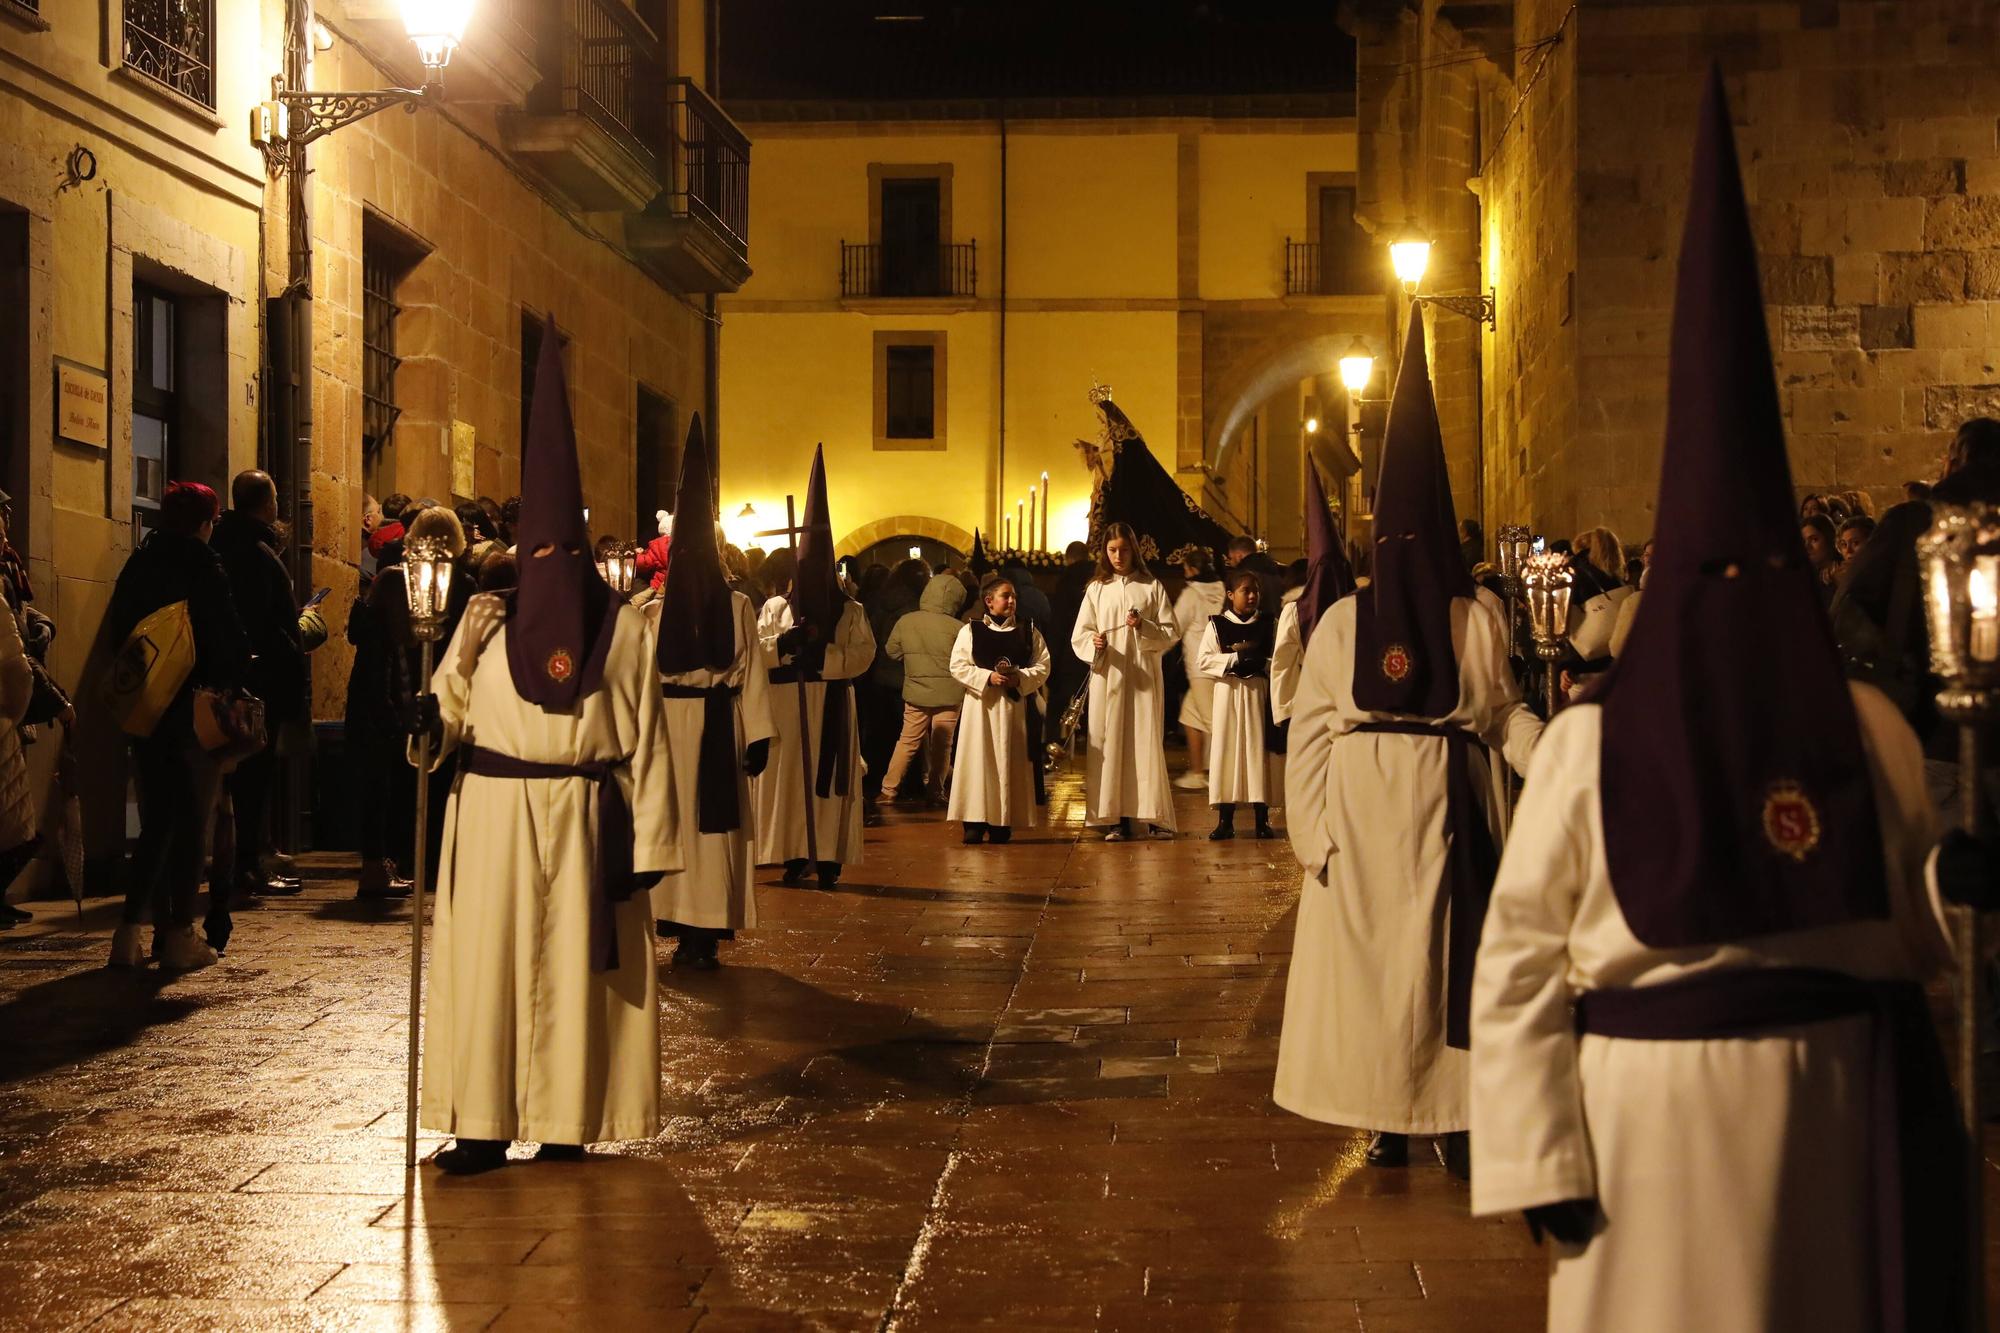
[0,772,1549,1330]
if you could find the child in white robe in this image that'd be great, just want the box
[946,575,1052,844]
[1070,521,1180,841]
[1197,570,1278,840]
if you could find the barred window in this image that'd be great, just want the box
[360,212,428,497]
[123,0,214,108]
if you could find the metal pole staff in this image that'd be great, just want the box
[403,636,434,1170]
[757,496,820,873]
[1946,704,1990,1333]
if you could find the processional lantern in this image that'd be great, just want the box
[1522,552,1573,718]
[402,534,456,642]
[596,541,639,596]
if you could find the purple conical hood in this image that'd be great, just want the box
[657,413,734,674]
[1351,310,1472,716]
[1595,66,1886,947]
[791,445,846,634]
[1296,462,1354,647]
[505,315,617,710]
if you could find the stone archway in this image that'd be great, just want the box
[837,514,977,560]
[1207,331,1362,475]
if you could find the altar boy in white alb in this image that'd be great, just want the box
[1469,70,1966,1333]
[1196,569,1279,840]
[416,317,678,1175]
[946,573,1051,844]
[646,416,774,970]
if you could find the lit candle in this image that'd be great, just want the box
[1027,490,1037,555]
[1003,514,1012,549]
[1016,499,1025,550]
[1971,555,1999,662]
[1040,472,1050,549]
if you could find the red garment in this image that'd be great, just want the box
[636,533,672,590]
[366,521,404,557]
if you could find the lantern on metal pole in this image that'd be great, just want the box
[399,534,455,1170]
[1496,524,1533,658]
[1916,501,2000,1317]
[596,541,639,598]
[1522,552,1573,719]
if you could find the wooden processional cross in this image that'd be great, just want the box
[756,495,820,869]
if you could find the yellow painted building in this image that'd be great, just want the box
[718,102,1389,565]
[0,0,747,885]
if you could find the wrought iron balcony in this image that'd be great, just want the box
[840,242,977,300]
[1285,237,1373,297]
[499,0,664,211]
[625,77,751,293]
[123,0,214,107]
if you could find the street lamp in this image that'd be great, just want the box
[1522,552,1572,719]
[1917,501,2000,1305]
[399,533,455,1171]
[1338,336,1375,395]
[259,0,475,153]
[1387,220,1497,330]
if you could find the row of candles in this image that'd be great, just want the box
[1000,471,1052,552]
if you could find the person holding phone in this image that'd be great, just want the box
[947,574,1051,844]
[210,469,306,909]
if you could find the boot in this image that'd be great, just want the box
[1253,804,1277,839]
[988,826,1012,845]
[1209,805,1236,841]
[157,926,219,972]
[1365,1131,1408,1168]
[357,859,414,900]
[963,822,987,845]
[432,1139,508,1175]
[780,859,809,886]
[816,861,842,890]
[109,923,146,969]
[1437,1131,1471,1182]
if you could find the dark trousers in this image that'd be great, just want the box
[227,746,274,882]
[125,733,225,930]
[352,724,413,870]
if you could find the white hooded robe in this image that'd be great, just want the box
[752,596,874,867]
[945,617,1052,830]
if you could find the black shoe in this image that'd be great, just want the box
[682,947,719,972]
[1209,808,1235,841]
[816,861,841,890]
[780,860,809,887]
[0,901,30,925]
[1208,824,1234,841]
[432,1139,508,1175]
[243,873,302,897]
[988,826,1012,845]
[1254,822,1277,840]
[532,1143,585,1163]
[1365,1132,1408,1168]
[1436,1131,1471,1181]
[963,823,987,845]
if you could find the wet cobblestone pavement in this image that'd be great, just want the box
[4,773,1551,1330]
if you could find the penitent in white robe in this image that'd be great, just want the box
[945,617,1052,830]
[1274,594,1541,1134]
[1071,575,1180,829]
[419,594,678,1146]
[1470,685,1949,1333]
[645,591,775,931]
[752,597,874,867]
[1270,600,1305,723]
[1196,612,1277,807]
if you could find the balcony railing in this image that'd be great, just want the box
[1285,237,1376,297]
[840,242,977,299]
[667,77,749,257]
[536,0,662,170]
[123,0,214,107]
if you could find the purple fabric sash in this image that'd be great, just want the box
[1575,966,1967,1333]
[460,745,637,974]
[1350,719,1496,1049]
[659,683,740,835]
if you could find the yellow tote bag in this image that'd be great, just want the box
[108,600,196,737]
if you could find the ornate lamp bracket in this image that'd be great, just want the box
[1418,289,1498,331]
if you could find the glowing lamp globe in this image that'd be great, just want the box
[1389,222,1432,289]
[402,0,474,70]
[1338,337,1375,394]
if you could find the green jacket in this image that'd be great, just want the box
[885,574,969,708]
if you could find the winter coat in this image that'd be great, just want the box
[106,531,251,742]
[0,606,34,850]
[211,510,305,724]
[885,574,969,709]
[344,561,472,734]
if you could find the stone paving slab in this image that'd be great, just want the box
[12,769,1984,1328]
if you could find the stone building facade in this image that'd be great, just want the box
[0,0,745,885]
[718,98,1387,567]
[1348,0,2000,546]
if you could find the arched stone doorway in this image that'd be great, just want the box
[838,514,976,565]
